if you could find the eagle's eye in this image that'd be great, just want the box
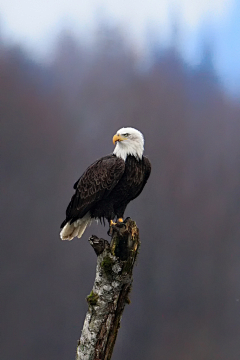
[123,133,129,137]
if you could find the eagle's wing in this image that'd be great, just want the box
[61,155,125,226]
[130,156,151,200]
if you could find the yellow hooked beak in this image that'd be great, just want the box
[113,134,125,145]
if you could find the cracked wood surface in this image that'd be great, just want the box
[75,218,140,360]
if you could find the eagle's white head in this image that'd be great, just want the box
[113,127,144,161]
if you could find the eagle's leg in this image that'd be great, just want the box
[108,218,125,236]
[108,220,116,236]
[107,223,112,236]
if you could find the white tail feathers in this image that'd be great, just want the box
[60,213,91,240]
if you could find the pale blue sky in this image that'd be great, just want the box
[0,0,239,94]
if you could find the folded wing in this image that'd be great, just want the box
[61,155,125,227]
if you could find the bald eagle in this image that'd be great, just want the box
[60,127,151,240]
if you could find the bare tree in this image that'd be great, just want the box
[76,219,140,360]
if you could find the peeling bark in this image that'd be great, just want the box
[75,218,140,360]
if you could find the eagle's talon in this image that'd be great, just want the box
[110,219,117,226]
[108,220,116,236]
[108,219,125,236]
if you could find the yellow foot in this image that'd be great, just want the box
[108,218,125,236]
[110,218,123,226]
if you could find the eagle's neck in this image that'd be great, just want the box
[113,140,144,161]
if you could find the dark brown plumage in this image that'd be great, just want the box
[60,154,151,229]
[60,127,151,240]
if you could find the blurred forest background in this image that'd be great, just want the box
[1,21,240,360]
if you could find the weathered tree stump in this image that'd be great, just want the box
[75,218,140,360]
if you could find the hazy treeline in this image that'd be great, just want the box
[1,25,240,360]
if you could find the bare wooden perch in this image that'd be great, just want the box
[75,218,140,360]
